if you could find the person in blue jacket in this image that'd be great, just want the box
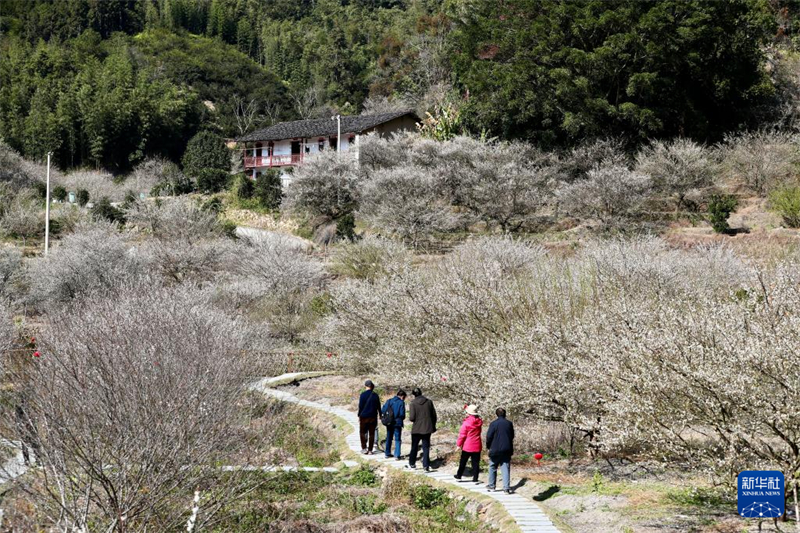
[357,380,381,454]
[486,407,515,493]
[381,389,407,459]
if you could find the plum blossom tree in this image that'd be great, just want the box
[635,138,715,211]
[556,165,653,224]
[358,166,464,247]
[6,286,269,533]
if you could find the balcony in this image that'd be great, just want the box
[244,154,305,169]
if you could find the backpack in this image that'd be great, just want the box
[381,401,395,426]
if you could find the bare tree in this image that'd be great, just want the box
[233,95,259,136]
[290,86,323,120]
[263,101,282,126]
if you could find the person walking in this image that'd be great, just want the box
[381,389,407,460]
[357,380,381,454]
[454,404,483,484]
[407,387,437,471]
[486,408,515,493]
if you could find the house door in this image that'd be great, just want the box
[291,140,302,163]
[255,143,262,157]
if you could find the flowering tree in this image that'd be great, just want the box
[721,130,800,195]
[635,138,715,210]
[323,235,800,493]
[359,166,464,247]
[6,286,268,533]
[556,165,653,224]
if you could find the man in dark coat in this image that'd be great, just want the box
[406,387,437,471]
[357,380,381,454]
[486,407,515,493]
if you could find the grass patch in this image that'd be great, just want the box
[273,415,340,467]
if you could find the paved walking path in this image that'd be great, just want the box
[253,377,561,533]
[0,439,28,486]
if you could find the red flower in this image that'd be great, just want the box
[534,453,543,460]
[30,337,35,344]
[32,351,40,358]
[441,377,447,382]
[326,352,332,358]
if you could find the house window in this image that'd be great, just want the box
[255,143,263,157]
[267,142,274,156]
[329,137,338,151]
[319,138,325,151]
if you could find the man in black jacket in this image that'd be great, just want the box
[406,387,437,471]
[357,380,381,454]
[486,408,514,493]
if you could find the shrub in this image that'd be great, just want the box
[708,194,739,234]
[412,485,449,510]
[90,197,126,224]
[336,213,356,241]
[26,221,141,305]
[769,185,800,228]
[50,203,88,235]
[235,174,254,199]
[330,237,411,281]
[55,170,121,202]
[131,157,184,196]
[0,247,22,301]
[254,169,282,209]
[182,130,231,179]
[34,182,47,199]
[126,197,226,242]
[635,138,715,211]
[345,466,381,487]
[0,141,50,191]
[196,168,230,193]
[76,189,89,207]
[52,186,67,202]
[0,191,43,241]
[721,131,800,195]
[148,162,194,196]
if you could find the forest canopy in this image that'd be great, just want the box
[0,0,797,171]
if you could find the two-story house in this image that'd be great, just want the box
[237,110,418,186]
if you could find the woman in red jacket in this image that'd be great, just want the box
[454,404,483,483]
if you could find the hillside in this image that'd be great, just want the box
[3,0,800,173]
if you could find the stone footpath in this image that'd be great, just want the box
[255,379,561,533]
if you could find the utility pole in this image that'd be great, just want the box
[44,152,52,255]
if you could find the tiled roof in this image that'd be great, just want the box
[237,111,417,142]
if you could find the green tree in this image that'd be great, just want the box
[182,130,230,177]
[448,0,776,145]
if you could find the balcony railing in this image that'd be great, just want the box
[244,154,305,168]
